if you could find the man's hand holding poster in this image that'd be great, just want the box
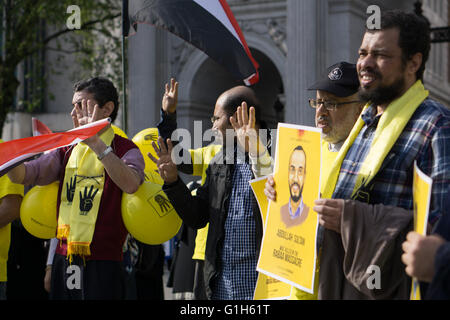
[257,123,321,294]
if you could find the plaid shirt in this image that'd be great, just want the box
[211,162,258,300]
[333,98,450,224]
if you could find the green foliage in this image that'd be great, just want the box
[0,0,122,138]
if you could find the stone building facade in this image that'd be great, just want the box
[126,0,449,141]
[2,0,449,142]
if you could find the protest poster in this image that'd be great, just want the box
[250,176,291,300]
[257,123,321,293]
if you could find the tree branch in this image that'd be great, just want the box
[18,12,121,62]
[43,13,121,46]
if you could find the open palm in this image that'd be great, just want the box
[71,99,100,128]
[162,78,179,114]
[230,102,260,156]
[148,137,178,184]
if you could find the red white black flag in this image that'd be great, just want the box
[32,117,53,136]
[124,0,259,85]
[0,119,110,177]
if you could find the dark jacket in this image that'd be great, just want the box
[162,149,264,299]
[319,200,413,299]
[426,187,450,300]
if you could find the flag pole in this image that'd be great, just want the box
[121,0,129,134]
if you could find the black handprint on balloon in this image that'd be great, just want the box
[145,132,158,142]
[154,194,172,213]
[66,176,76,203]
[79,185,99,215]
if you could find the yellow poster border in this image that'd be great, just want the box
[256,122,322,294]
[410,160,433,300]
[250,175,291,300]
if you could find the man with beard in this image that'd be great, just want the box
[268,11,450,300]
[280,146,309,228]
[310,10,450,299]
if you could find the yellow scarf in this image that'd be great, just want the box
[57,126,114,261]
[321,80,428,200]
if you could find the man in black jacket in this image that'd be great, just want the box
[150,85,272,300]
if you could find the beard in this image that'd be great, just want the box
[358,69,406,106]
[317,108,360,144]
[289,182,303,203]
[318,115,346,144]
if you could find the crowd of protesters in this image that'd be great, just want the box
[0,9,449,301]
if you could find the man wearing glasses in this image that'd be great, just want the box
[265,61,364,299]
[278,62,365,229]
[155,83,273,300]
[265,61,363,207]
[308,61,363,153]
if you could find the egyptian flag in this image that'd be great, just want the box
[124,0,259,86]
[0,119,110,177]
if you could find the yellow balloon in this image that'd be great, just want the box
[20,182,59,239]
[122,180,182,245]
[112,125,128,139]
[145,169,164,185]
[132,128,159,173]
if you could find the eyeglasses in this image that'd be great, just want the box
[308,99,361,111]
[210,116,221,124]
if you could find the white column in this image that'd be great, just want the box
[285,0,319,127]
[127,27,170,138]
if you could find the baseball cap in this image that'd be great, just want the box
[308,62,360,97]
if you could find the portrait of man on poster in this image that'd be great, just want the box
[280,145,309,228]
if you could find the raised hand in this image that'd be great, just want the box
[230,101,264,157]
[71,98,105,148]
[148,137,178,184]
[162,78,179,114]
[71,99,100,128]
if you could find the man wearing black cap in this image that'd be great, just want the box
[307,61,363,151]
[277,62,363,231]
[265,61,364,299]
[265,61,363,206]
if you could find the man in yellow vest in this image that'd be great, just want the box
[0,139,24,300]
